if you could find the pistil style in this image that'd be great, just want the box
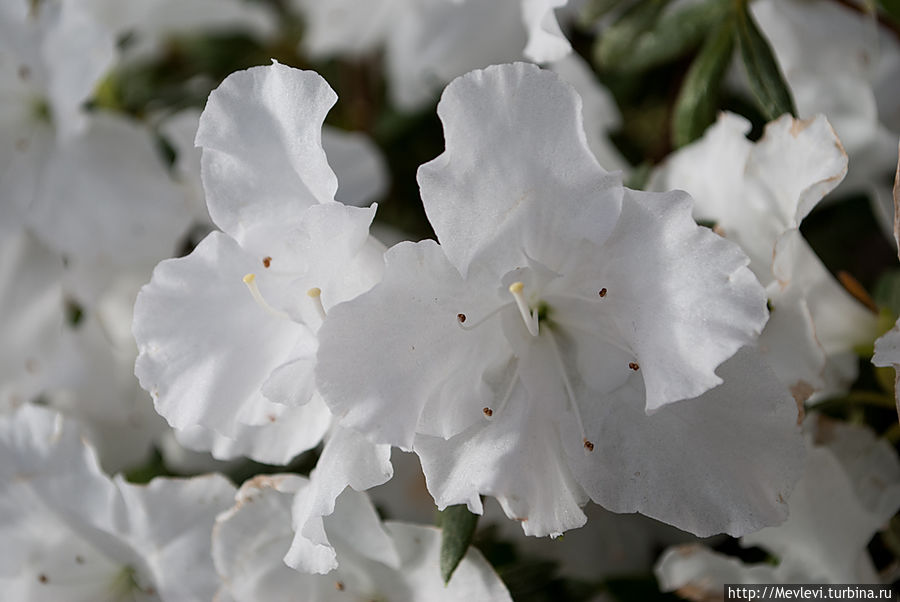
[509,281,539,336]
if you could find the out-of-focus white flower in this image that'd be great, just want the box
[212,474,513,601]
[0,229,63,413]
[650,112,879,400]
[0,404,235,601]
[292,0,574,109]
[79,0,275,60]
[317,62,803,538]
[0,0,190,266]
[45,265,169,474]
[548,52,628,173]
[751,0,900,238]
[656,418,900,593]
[752,0,899,197]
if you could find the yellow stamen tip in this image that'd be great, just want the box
[307,287,322,298]
[242,273,256,284]
[508,281,524,294]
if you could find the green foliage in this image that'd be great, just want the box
[594,0,672,71]
[438,504,480,584]
[734,0,796,121]
[671,17,735,147]
[597,0,728,73]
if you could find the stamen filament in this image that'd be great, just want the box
[545,329,594,454]
[549,314,634,358]
[242,274,290,319]
[483,368,519,420]
[307,287,327,321]
[457,302,514,331]
[508,282,539,336]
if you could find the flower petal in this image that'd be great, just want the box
[196,62,338,254]
[418,62,622,277]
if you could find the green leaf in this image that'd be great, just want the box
[439,504,480,584]
[580,0,631,25]
[735,2,796,121]
[877,0,900,26]
[671,19,735,148]
[594,0,671,71]
[874,268,900,317]
[604,0,729,72]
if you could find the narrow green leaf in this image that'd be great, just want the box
[580,0,631,25]
[594,0,671,70]
[735,2,796,120]
[877,0,900,27]
[671,19,735,148]
[607,0,729,73]
[439,504,480,584]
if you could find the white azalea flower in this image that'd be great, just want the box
[0,404,235,601]
[292,0,573,109]
[134,63,385,466]
[44,265,169,474]
[317,62,803,538]
[548,52,628,173]
[650,112,879,400]
[213,474,513,601]
[752,0,899,198]
[0,229,63,413]
[1,0,190,266]
[656,418,900,593]
[158,108,390,228]
[79,0,275,60]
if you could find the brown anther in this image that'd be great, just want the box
[15,138,28,152]
[598,288,607,297]
[262,256,272,268]
[335,581,345,591]
[38,574,48,584]
[628,362,640,371]
[75,555,84,564]
[457,313,467,323]
[482,407,493,417]
[18,65,30,80]
[583,439,594,452]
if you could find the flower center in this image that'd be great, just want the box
[242,273,327,324]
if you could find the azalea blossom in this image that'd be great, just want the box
[0,228,63,414]
[0,404,235,601]
[134,63,385,465]
[317,62,804,538]
[292,0,574,109]
[656,418,900,593]
[650,112,879,400]
[0,0,190,267]
[751,0,899,198]
[158,108,390,228]
[213,474,513,601]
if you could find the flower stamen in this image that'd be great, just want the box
[483,369,519,421]
[242,274,290,319]
[307,287,327,321]
[456,302,513,331]
[509,281,539,336]
[545,329,594,454]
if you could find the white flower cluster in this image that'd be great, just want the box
[3,0,900,599]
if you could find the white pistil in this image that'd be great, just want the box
[307,287,327,321]
[545,329,594,454]
[508,281,539,336]
[242,274,290,319]
[483,369,519,421]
